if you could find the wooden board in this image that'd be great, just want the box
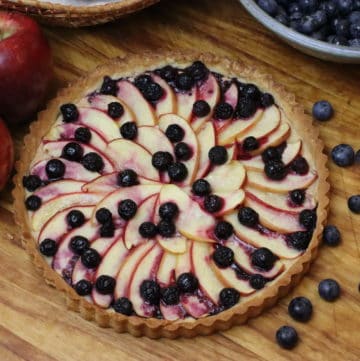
[0,0,359,360]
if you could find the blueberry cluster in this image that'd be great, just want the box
[256,0,360,47]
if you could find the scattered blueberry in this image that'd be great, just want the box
[120,122,138,140]
[46,159,66,180]
[82,152,104,172]
[251,248,276,271]
[152,151,174,171]
[261,146,281,162]
[39,238,58,257]
[175,142,192,160]
[70,236,89,255]
[107,102,124,119]
[235,97,258,119]
[117,169,138,187]
[214,221,234,240]
[288,296,313,322]
[159,202,179,221]
[165,124,185,143]
[318,278,341,301]
[66,210,85,228]
[60,103,79,123]
[134,74,152,91]
[22,175,42,192]
[168,162,188,182]
[139,222,158,238]
[100,220,115,238]
[291,157,309,175]
[192,178,211,196]
[186,61,209,81]
[204,194,223,213]
[299,209,317,229]
[208,145,228,165]
[258,0,279,16]
[61,142,84,162]
[265,160,287,180]
[243,136,259,151]
[276,326,299,350]
[312,100,334,121]
[238,207,259,227]
[193,100,211,117]
[157,65,177,82]
[118,199,137,220]
[75,280,92,296]
[100,76,118,96]
[213,245,234,267]
[249,274,267,290]
[323,225,341,246]
[142,82,164,102]
[113,297,133,315]
[348,194,360,213]
[287,231,312,250]
[95,275,116,295]
[161,286,180,305]
[175,72,195,91]
[290,189,306,205]
[74,127,91,144]
[261,93,275,107]
[331,144,355,167]
[157,220,176,238]
[219,288,240,309]
[214,102,234,120]
[25,195,42,211]
[140,280,161,305]
[95,208,112,224]
[177,273,199,293]
[81,248,101,268]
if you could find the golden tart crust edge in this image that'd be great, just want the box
[13,52,330,338]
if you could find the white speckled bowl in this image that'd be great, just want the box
[239,0,360,63]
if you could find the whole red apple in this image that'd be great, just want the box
[0,118,14,190]
[0,11,52,124]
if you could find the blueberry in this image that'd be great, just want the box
[204,194,223,213]
[349,38,360,47]
[261,146,281,162]
[175,72,195,91]
[323,225,341,246]
[331,144,355,167]
[120,122,138,140]
[265,160,287,180]
[176,273,199,293]
[334,18,350,36]
[95,208,112,224]
[349,10,360,23]
[288,296,313,322]
[235,97,258,119]
[288,3,301,14]
[95,275,116,295]
[208,145,228,165]
[165,124,185,143]
[312,10,328,27]
[299,209,317,229]
[287,231,312,250]
[192,179,211,196]
[61,142,84,162]
[251,248,276,271]
[22,175,42,192]
[276,326,298,349]
[175,142,192,160]
[193,100,211,117]
[134,74,152,91]
[75,280,92,296]
[214,221,234,240]
[337,0,354,15]
[219,288,240,309]
[290,189,306,205]
[312,100,334,121]
[159,202,179,220]
[70,236,89,255]
[139,222,158,238]
[186,61,209,81]
[297,15,317,34]
[161,286,180,305]
[238,207,259,227]
[157,220,176,237]
[113,297,133,315]
[350,22,360,37]
[46,159,66,179]
[249,274,266,290]
[142,82,164,102]
[157,65,177,82]
[81,248,101,268]
[82,152,104,172]
[261,93,275,107]
[60,103,79,123]
[66,210,85,228]
[213,246,234,267]
[100,220,115,238]
[100,76,118,96]
[243,136,259,151]
[319,1,338,18]
[117,169,138,187]
[152,151,174,171]
[214,102,234,120]
[107,102,124,119]
[25,195,42,211]
[290,12,303,23]
[74,127,91,144]
[348,194,360,213]
[327,34,348,45]
[168,162,188,182]
[318,278,341,301]
[39,238,58,257]
[140,280,160,305]
[118,199,137,220]
[291,157,309,175]
[275,13,290,26]
[298,0,319,14]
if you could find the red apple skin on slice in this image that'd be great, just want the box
[176,85,197,122]
[282,140,302,166]
[210,189,245,217]
[116,80,156,126]
[151,73,177,117]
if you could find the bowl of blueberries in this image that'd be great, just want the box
[239,0,360,63]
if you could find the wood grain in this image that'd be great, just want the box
[0,0,359,360]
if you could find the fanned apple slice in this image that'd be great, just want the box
[224,212,301,259]
[106,139,160,181]
[116,79,156,125]
[151,73,177,116]
[175,242,192,277]
[128,245,164,317]
[158,235,187,254]
[245,191,305,233]
[124,194,158,249]
[136,126,175,156]
[191,73,220,131]
[246,170,318,194]
[176,85,197,122]
[192,242,226,303]
[195,122,216,179]
[91,184,162,224]
[204,161,246,193]
[114,241,156,299]
[218,108,263,145]
[212,189,245,217]
[31,192,103,232]
[158,114,199,184]
[77,94,135,126]
[225,238,284,279]
[236,105,281,142]
[282,140,302,165]
[240,155,264,172]
[159,185,216,243]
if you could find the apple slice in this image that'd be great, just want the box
[246,169,318,194]
[282,140,302,165]
[158,114,199,184]
[106,139,160,181]
[128,244,164,317]
[224,212,301,259]
[244,191,305,233]
[91,184,161,224]
[195,122,216,179]
[176,84,197,122]
[159,185,216,243]
[157,234,187,254]
[175,242,193,277]
[123,194,158,249]
[218,108,263,145]
[212,189,245,217]
[136,126,174,157]
[204,161,246,193]
[31,192,103,232]
[157,252,177,285]
[151,73,177,117]
[191,73,220,131]
[116,79,156,125]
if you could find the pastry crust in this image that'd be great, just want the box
[13,51,330,338]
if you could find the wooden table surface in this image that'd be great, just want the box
[1,0,359,360]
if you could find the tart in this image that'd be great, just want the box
[14,52,329,338]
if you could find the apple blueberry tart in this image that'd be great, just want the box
[14,53,329,338]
